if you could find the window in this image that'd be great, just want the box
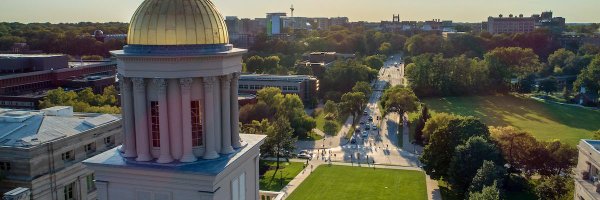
[191,101,203,146]
[84,142,96,154]
[232,172,246,200]
[86,173,96,193]
[0,162,10,171]
[64,182,75,200]
[62,150,75,162]
[150,101,160,147]
[104,136,114,147]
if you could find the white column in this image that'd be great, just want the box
[202,77,219,159]
[155,79,173,163]
[231,72,242,148]
[168,79,183,160]
[132,78,152,162]
[213,79,222,153]
[180,78,197,162]
[220,75,234,154]
[119,75,136,157]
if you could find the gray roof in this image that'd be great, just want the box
[0,108,120,148]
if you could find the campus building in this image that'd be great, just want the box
[487,14,536,34]
[0,106,122,200]
[238,74,319,103]
[82,0,267,199]
[0,55,116,109]
[575,140,600,200]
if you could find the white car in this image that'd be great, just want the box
[297,150,312,159]
[372,125,378,130]
[362,131,368,138]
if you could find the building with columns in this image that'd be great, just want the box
[83,0,266,200]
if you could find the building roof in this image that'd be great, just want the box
[0,107,120,148]
[127,0,229,46]
[83,134,266,176]
[240,74,317,82]
[0,54,66,59]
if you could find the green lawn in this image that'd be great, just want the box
[287,165,427,200]
[259,161,304,191]
[298,130,324,141]
[422,94,600,146]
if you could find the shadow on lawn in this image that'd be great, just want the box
[425,94,600,132]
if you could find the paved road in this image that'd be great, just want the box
[289,54,440,200]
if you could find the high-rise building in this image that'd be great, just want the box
[487,14,536,34]
[83,0,266,200]
[266,13,287,35]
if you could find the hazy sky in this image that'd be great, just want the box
[1,0,599,23]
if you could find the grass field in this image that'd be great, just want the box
[259,161,304,191]
[286,165,427,200]
[422,94,600,146]
[314,110,348,136]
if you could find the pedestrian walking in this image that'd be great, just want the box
[310,164,313,172]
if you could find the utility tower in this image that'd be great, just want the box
[290,4,295,17]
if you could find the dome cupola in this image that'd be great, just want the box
[127,0,229,46]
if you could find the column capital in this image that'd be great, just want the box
[231,72,241,79]
[153,78,168,94]
[203,77,216,86]
[131,78,145,92]
[179,78,193,88]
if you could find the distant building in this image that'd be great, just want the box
[486,11,566,34]
[238,74,319,103]
[487,14,535,34]
[0,55,116,109]
[574,140,600,199]
[0,106,122,200]
[330,17,349,27]
[267,12,287,35]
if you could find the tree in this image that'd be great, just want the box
[539,76,558,95]
[352,81,373,98]
[420,117,491,180]
[546,49,576,75]
[574,55,600,95]
[448,136,503,195]
[535,175,571,200]
[421,112,457,144]
[263,56,281,73]
[380,86,419,116]
[543,140,577,176]
[323,120,338,136]
[239,101,270,124]
[468,160,506,194]
[245,118,296,172]
[378,42,392,55]
[246,55,264,73]
[490,126,546,176]
[414,105,431,145]
[468,182,501,200]
[257,87,284,112]
[364,55,385,70]
[323,100,339,118]
[484,47,543,91]
[340,92,367,121]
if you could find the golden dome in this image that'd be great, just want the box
[127,0,229,46]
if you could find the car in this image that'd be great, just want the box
[350,138,357,144]
[372,125,377,130]
[355,126,361,133]
[359,121,365,125]
[362,131,368,138]
[365,123,370,130]
[363,111,368,115]
[368,116,373,121]
[298,153,312,159]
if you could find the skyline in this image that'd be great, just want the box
[1,0,600,23]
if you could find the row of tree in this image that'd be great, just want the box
[39,86,120,114]
[0,22,127,57]
[417,109,577,199]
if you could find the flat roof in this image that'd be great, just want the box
[83,134,266,176]
[240,74,316,82]
[0,107,120,148]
